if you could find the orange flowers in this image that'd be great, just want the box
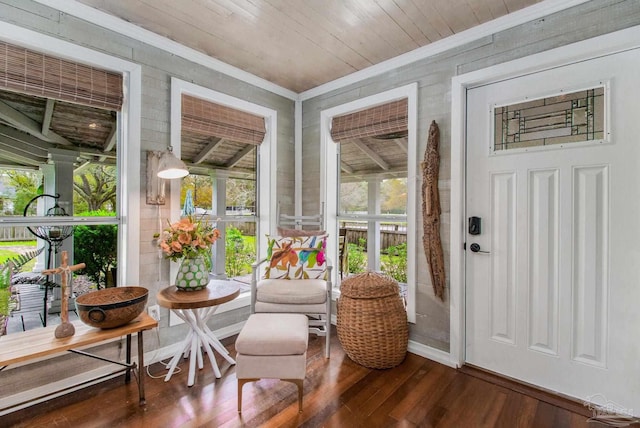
[159,215,219,262]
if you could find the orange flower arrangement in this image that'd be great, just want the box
[159,215,220,262]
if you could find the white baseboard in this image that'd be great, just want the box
[407,340,457,368]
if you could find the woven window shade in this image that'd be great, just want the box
[182,94,266,145]
[0,41,123,111]
[331,98,407,142]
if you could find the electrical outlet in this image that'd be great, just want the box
[148,304,160,321]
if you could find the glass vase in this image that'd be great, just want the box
[175,256,209,291]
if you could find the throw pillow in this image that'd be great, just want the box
[265,234,327,280]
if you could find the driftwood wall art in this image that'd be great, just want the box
[421,120,446,300]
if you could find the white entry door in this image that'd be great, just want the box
[465,48,640,413]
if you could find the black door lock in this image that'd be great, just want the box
[469,216,481,235]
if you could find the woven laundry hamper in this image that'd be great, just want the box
[337,272,408,369]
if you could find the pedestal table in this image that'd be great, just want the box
[157,280,239,386]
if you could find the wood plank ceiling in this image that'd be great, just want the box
[1,0,542,177]
[75,0,542,93]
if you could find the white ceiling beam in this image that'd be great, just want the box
[224,145,254,168]
[0,124,116,160]
[0,160,37,169]
[74,160,92,173]
[192,137,223,164]
[0,135,49,159]
[104,125,117,152]
[395,139,408,154]
[0,100,71,146]
[42,98,55,135]
[98,125,118,161]
[77,147,117,159]
[341,161,354,174]
[340,166,408,183]
[0,124,55,151]
[0,145,45,166]
[352,139,390,170]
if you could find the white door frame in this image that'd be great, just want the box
[450,24,640,367]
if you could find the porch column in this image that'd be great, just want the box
[32,164,54,272]
[367,178,381,271]
[210,171,228,280]
[46,148,79,310]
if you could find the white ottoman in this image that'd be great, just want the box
[236,313,309,413]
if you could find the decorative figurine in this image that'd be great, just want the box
[43,251,85,338]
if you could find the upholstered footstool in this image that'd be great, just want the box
[236,313,309,413]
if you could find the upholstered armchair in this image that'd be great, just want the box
[250,232,333,358]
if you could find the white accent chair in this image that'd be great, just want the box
[250,206,332,358]
[250,259,332,359]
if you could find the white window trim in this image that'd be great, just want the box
[0,21,142,286]
[320,83,418,323]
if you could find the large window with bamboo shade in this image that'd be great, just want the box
[170,78,277,289]
[0,38,135,335]
[322,83,417,323]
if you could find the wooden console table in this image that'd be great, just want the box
[0,312,158,411]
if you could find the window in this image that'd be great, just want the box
[171,78,277,292]
[331,103,408,287]
[494,86,605,151]
[0,35,140,334]
[321,83,418,323]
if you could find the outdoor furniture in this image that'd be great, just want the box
[235,313,309,413]
[337,271,408,369]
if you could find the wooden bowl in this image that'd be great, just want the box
[75,286,148,329]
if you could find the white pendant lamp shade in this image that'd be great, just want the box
[157,147,189,179]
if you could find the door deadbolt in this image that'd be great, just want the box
[469,216,481,235]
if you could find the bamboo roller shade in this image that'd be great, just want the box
[330,98,407,142]
[182,94,266,145]
[0,41,123,111]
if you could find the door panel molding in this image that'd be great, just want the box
[528,169,559,355]
[571,165,608,367]
[489,172,517,344]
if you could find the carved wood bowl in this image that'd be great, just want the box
[75,286,148,329]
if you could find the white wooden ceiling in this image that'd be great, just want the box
[75,0,542,93]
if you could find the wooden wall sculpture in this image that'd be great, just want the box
[421,120,446,300]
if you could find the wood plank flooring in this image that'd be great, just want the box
[2,331,617,427]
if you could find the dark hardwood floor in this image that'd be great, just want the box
[3,331,618,427]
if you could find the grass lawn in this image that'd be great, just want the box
[0,249,19,263]
[0,240,38,271]
[0,240,36,247]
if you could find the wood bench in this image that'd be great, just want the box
[0,312,158,412]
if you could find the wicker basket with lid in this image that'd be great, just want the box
[337,271,408,369]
